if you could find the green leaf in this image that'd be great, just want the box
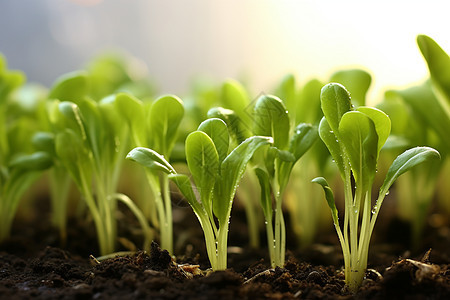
[149,95,184,156]
[32,132,55,155]
[56,101,86,139]
[276,123,318,190]
[396,84,450,151]
[339,111,378,186]
[220,79,250,124]
[77,98,103,161]
[254,167,272,219]
[9,152,53,171]
[186,131,219,210]
[274,74,297,121]
[115,92,146,146]
[126,147,176,174]
[168,174,203,214]
[296,79,323,125]
[49,71,89,102]
[55,129,91,187]
[289,123,318,161]
[330,69,371,106]
[311,177,338,223]
[320,83,353,135]
[207,107,248,144]
[276,149,296,162]
[253,95,290,149]
[0,54,25,102]
[198,118,229,162]
[357,106,391,157]
[214,136,273,224]
[380,146,440,196]
[417,35,450,113]
[318,117,345,176]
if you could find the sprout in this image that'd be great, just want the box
[313,83,440,293]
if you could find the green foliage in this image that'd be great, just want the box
[0,56,51,243]
[314,82,440,293]
[129,118,271,270]
[252,94,318,267]
[124,94,184,254]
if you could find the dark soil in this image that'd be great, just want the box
[1,199,449,299]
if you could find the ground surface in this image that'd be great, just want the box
[0,201,449,299]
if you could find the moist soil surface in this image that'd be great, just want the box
[1,200,449,299]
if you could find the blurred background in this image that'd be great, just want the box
[1,0,449,102]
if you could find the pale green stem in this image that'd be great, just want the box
[161,173,173,254]
[339,160,353,285]
[112,193,152,252]
[357,191,372,264]
[50,168,71,245]
[216,221,230,270]
[79,173,112,255]
[146,172,167,250]
[265,212,276,268]
[196,211,218,269]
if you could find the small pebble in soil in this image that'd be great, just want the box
[306,270,323,285]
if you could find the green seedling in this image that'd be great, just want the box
[0,55,52,242]
[416,34,450,214]
[119,93,184,254]
[207,81,264,248]
[313,83,440,293]
[280,77,332,247]
[375,35,450,249]
[52,94,151,255]
[378,85,445,250]
[252,95,318,267]
[279,70,371,248]
[127,118,272,270]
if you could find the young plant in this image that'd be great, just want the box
[0,55,52,243]
[252,95,318,267]
[51,93,151,255]
[312,83,440,292]
[127,118,272,270]
[377,85,444,249]
[374,35,450,249]
[206,80,264,249]
[117,93,184,254]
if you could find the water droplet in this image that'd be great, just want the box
[264,221,268,225]
[385,190,390,196]
[354,210,358,214]
[329,130,334,134]
[371,207,377,214]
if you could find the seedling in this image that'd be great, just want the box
[375,35,450,248]
[313,83,440,292]
[117,93,184,254]
[127,118,272,270]
[50,91,153,255]
[252,94,318,267]
[0,55,52,243]
[206,81,263,248]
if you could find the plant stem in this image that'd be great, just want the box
[49,168,71,245]
[161,173,173,254]
[264,212,276,268]
[112,193,152,251]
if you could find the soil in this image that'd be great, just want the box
[1,198,449,299]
